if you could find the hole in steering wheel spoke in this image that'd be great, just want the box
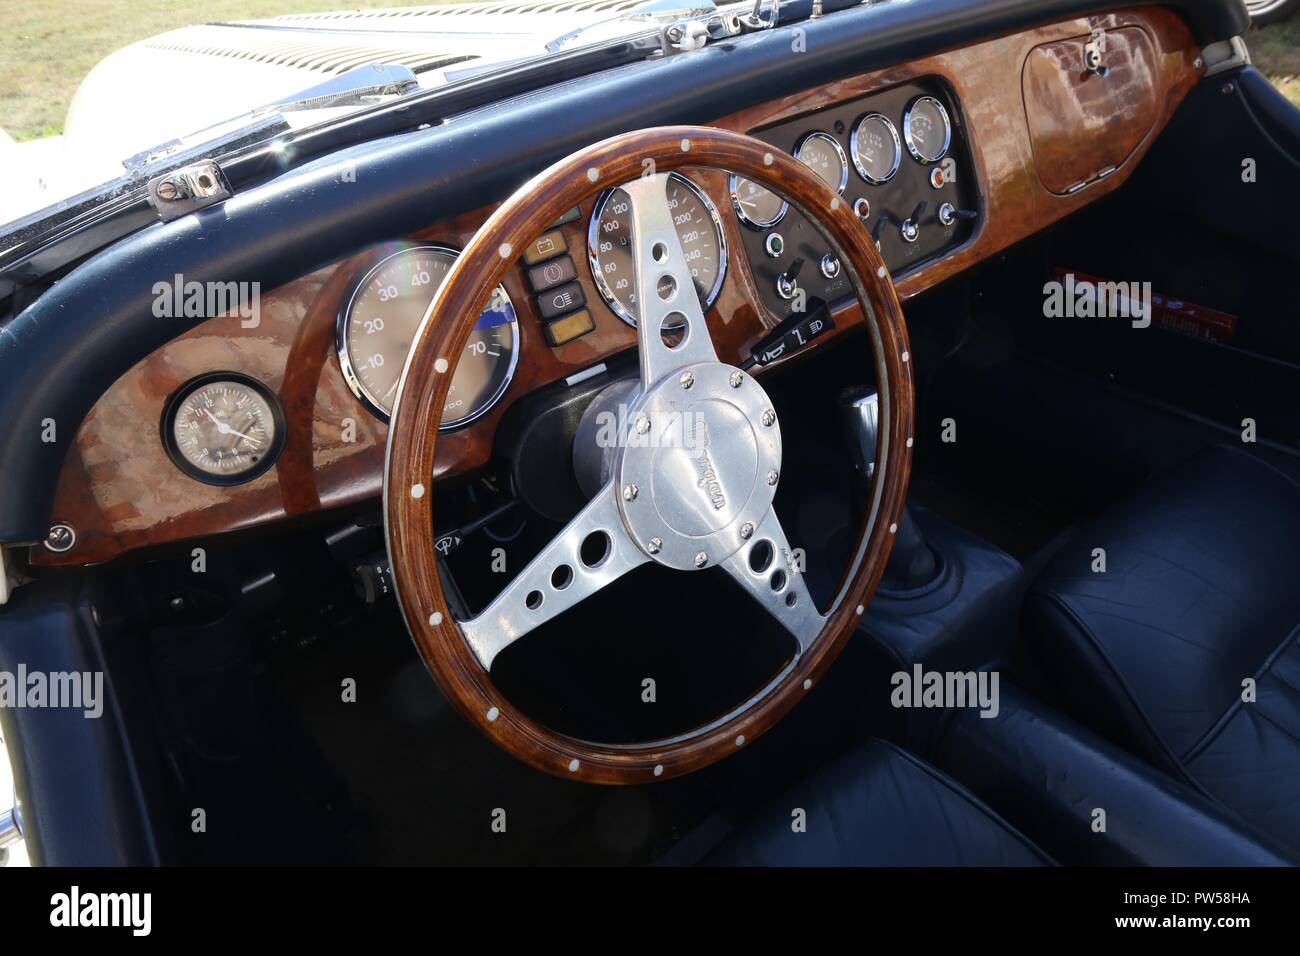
[660,312,688,349]
[525,589,544,611]
[551,564,574,590]
[748,539,774,574]
[580,530,612,569]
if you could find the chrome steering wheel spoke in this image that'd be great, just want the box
[459,482,647,670]
[460,177,824,672]
[621,174,721,390]
[720,505,826,651]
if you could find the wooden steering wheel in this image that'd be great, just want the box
[384,127,913,784]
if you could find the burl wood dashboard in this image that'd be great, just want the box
[35,7,1201,567]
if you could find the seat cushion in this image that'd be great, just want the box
[1027,445,1300,853]
[705,738,1051,866]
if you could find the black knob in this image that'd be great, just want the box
[938,202,978,226]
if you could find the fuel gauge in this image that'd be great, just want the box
[903,96,953,165]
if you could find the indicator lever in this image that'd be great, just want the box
[433,498,520,558]
[742,298,836,368]
[352,498,520,604]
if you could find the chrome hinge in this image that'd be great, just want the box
[1201,36,1251,77]
[662,4,744,52]
[147,160,233,222]
[740,0,781,31]
[664,18,713,51]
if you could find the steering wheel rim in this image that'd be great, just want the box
[384,126,913,784]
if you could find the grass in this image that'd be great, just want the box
[0,0,461,141]
[1249,12,1300,106]
[1,2,1298,141]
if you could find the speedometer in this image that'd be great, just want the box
[338,245,519,429]
[588,173,726,327]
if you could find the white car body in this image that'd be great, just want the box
[0,0,667,225]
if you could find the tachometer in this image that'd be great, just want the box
[588,173,726,327]
[339,245,519,428]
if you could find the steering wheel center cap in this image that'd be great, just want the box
[617,362,782,571]
[651,398,756,537]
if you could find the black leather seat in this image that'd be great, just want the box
[706,738,1052,866]
[1027,445,1300,855]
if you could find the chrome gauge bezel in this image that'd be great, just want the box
[728,173,789,229]
[850,113,903,185]
[794,131,850,195]
[902,95,953,166]
[161,371,286,486]
[337,243,521,430]
[587,172,728,328]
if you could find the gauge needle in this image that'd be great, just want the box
[382,380,400,402]
[236,415,263,447]
[204,409,259,444]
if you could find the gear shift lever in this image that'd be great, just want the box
[840,386,939,591]
[841,386,881,480]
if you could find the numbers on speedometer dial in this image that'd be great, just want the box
[588,173,726,327]
[338,245,519,429]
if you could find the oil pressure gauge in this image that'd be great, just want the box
[163,372,285,485]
